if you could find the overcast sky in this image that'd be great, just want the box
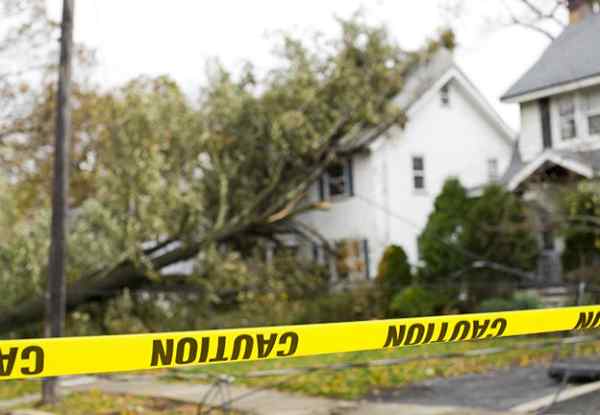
[46,1,558,130]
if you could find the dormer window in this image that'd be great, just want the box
[585,87,600,136]
[440,83,450,107]
[558,94,577,140]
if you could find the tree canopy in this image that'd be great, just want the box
[0,13,456,334]
[418,178,539,308]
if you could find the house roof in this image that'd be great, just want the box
[502,12,600,103]
[502,145,600,190]
[341,48,515,154]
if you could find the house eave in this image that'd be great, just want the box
[501,73,600,104]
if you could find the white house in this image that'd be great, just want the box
[297,48,515,281]
[500,0,600,282]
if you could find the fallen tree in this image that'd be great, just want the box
[0,17,455,334]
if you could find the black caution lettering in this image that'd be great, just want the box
[449,321,471,342]
[231,335,254,360]
[175,337,198,364]
[574,312,600,330]
[150,339,174,367]
[383,325,406,348]
[277,332,299,357]
[257,334,277,358]
[422,323,436,344]
[404,324,426,345]
[491,318,507,337]
[0,347,17,377]
[21,346,44,375]
[198,337,210,363]
[472,319,491,339]
[435,322,449,343]
[209,336,229,362]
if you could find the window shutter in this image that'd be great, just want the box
[318,176,325,201]
[312,243,323,263]
[362,239,370,279]
[347,158,354,197]
[540,98,552,149]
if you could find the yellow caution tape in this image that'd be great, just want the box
[1,305,600,380]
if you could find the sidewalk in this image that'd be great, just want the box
[1,376,503,415]
[67,376,502,415]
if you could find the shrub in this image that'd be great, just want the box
[376,245,413,316]
[388,285,440,317]
[294,283,383,323]
[477,293,543,313]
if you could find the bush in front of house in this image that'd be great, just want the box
[376,244,413,315]
[294,283,383,323]
[417,178,539,312]
[477,292,543,313]
[388,285,441,317]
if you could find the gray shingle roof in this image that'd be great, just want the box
[502,12,600,101]
[500,138,525,185]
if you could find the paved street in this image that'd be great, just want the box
[368,365,600,414]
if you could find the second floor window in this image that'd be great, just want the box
[558,94,577,140]
[412,156,425,191]
[585,88,600,136]
[319,158,353,201]
[487,158,499,182]
[440,83,450,107]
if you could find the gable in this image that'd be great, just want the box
[402,67,515,146]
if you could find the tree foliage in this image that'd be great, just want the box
[0,15,456,334]
[376,244,412,314]
[560,181,600,281]
[418,178,539,309]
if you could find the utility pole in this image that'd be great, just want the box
[42,0,74,405]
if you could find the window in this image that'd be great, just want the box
[319,159,353,201]
[487,158,499,182]
[440,83,450,107]
[558,94,577,140]
[334,239,369,280]
[585,88,600,136]
[412,156,425,191]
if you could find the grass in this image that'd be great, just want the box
[167,335,600,399]
[16,390,237,414]
[0,379,39,400]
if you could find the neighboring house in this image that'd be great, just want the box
[297,47,515,282]
[500,0,600,283]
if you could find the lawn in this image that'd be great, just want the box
[166,334,600,399]
[0,379,39,400]
[8,390,237,415]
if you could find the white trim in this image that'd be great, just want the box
[511,379,600,413]
[507,151,594,191]
[407,66,516,143]
[502,74,600,104]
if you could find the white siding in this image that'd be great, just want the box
[300,77,512,276]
